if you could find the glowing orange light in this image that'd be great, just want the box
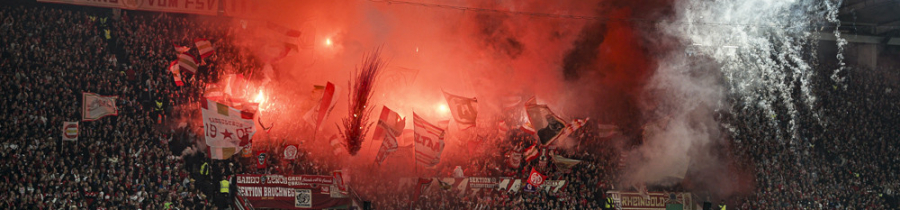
[254,90,266,110]
[438,104,449,116]
[325,38,332,46]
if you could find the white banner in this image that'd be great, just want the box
[82,92,118,121]
[413,113,445,167]
[201,98,255,148]
[62,122,78,141]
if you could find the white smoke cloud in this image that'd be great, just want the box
[626,0,845,193]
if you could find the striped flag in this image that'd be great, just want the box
[329,134,343,155]
[177,53,198,73]
[204,84,224,101]
[266,22,302,51]
[194,38,215,58]
[523,144,539,162]
[168,61,183,86]
[414,113,445,167]
[547,118,590,144]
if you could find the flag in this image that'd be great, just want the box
[548,118,590,144]
[329,134,343,155]
[413,178,433,201]
[525,103,565,145]
[375,111,403,165]
[333,170,346,192]
[523,144,539,162]
[204,84,225,101]
[200,98,255,148]
[438,179,452,190]
[443,91,478,126]
[209,147,236,160]
[223,74,247,99]
[371,106,405,141]
[520,122,536,135]
[498,120,509,133]
[173,44,190,53]
[526,168,547,187]
[551,154,583,173]
[62,122,78,141]
[177,52,198,73]
[82,92,118,121]
[635,183,650,200]
[414,113,445,167]
[507,150,522,168]
[255,151,268,169]
[194,38,215,58]
[283,144,299,160]
[168,61,183,86]
[304,82,340,129]
[266,22,302,51]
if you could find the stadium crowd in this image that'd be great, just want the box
[2,2,899,210]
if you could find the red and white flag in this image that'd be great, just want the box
[526,168,547,187]
[194,38,215,58]
[304,82,340,129]
[177,52,198,73]
[414,113,445,167]
[443,91,478,127]
[372,106,405,141]
[523,144,540,162]
[200,98,255,148]
[62,121,78,141]
[375,107,404,165]
[266,22,302,51]
[168,61,184,86]
[204,84,225,101]
[283,144,299,160]
[82,92,118,121]
[548,118,590,144]
[333,170,347,192]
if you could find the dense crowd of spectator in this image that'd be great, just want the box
[726,61,899,209]
[2,2,899,210]
[0,4,219,209]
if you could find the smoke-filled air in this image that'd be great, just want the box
[187,0,855,202]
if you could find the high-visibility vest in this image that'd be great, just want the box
[220,180,230,193]
[155,101,163,111]
[104,29,111,40]
[606,197,613,208]
[200,162,209,175]
[719,204,726,210]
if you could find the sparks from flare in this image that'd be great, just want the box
[254,90,266,110]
